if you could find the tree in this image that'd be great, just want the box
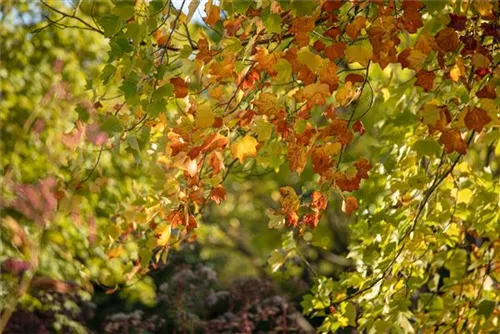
[1,0,499,332]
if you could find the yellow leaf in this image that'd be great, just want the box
[336,82,354,106]
[457,189,473,204]
[323,142,342,156]
[345,44,373,66]
[254,92,279,115]
[154,224,171,247]
[231,135,258,163]
[195,104,215,128]
[297,47,325,72]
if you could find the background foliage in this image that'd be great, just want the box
[1,0,499,333]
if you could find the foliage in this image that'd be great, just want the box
[1,0,500,333]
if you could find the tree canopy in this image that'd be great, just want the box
[1,0,499,333]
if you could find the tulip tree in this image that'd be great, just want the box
[2,0,499,332]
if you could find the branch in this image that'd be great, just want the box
[40,0,103,35]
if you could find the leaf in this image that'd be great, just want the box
[464,107,491,133]
[265,13,282,34]
[342,196,359,216]
[210,185,226,204]
[204,0,220,27]
[154,224,171,247]
[274,59,292,83]
[101,64,116,84]
[477,300,496,319]
[297,47,325,73]
[268,212,286,229]
[336,82,354,106]
[324,42,347,61]
[231,135,258,163]
[251,117,273,141]
[151,83,174,102]
[434,28,459,53]
[100,115,123,134]
[170,77,188,98]
[439,128,467,155]
[345,44,372,66]
[98,14,121,37]
[413,139,442,157]
[195,105,215,128]
[186,0,200,23]
[345,16,366,39]
[415,70,435,91]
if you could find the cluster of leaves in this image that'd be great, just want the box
[1,0,499,332]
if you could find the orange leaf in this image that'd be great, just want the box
[310,191,328,211]
[324,42,347,61]
[342,196,359,216]
[204,1,220,27]
[210,185,227,204]
[346,16,366,39]
[170,77,188,98]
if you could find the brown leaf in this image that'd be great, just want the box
[324,42,346,61]
[439,128,467,154]
[434,28,460,53]
[464,107,492,133]
[354,158,372,179]
[415,70,435,91]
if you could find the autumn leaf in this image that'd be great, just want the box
[210,185,226,204]
[231,135,258,163]
[345,44,373,66]
[310,191,327,211]
[346,16,366,39]
[195,105,215,128]
[170,77,188,98]
[204,1,220,27]
[464,107,491,133]
[434,28,460,53]
[415,70,435,91]
[342,196,359,215]
[439,128,467,154]
[354,158,371,179]
[154,224,171,247]
[336,82,354,106]
[254,92,279,115]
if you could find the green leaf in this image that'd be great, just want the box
[100,115,123,134]
[98,14,122,37]
[112,4,135,20]
[125,22,144,45]
[147,101,166,116]
[265,13,282,34]
[120,74,139,101]
[268,213,285,229]
[222,37,242,53]
[127,135,139,151]
[413,139,442,157]
[274,59,292,83]
[477,300,495,319]
[152,84,174,102]
[101,64,116,84]
[75,105,90,122]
